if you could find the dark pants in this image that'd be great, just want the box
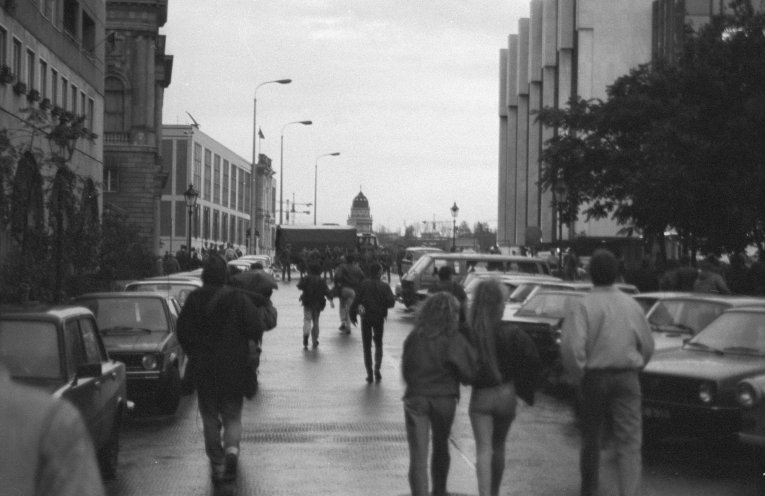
[361,314,384,377]
[196,388,244,468]
[580,369,643,496]
[404,395,457,496]
[281,262,291,281]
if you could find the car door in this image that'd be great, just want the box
[61,318,105,447]
[79,316,123,445]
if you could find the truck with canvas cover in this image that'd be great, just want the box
[275,225,360,258]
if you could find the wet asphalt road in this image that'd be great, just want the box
[106,276,761,496]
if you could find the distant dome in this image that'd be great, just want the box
[352,191,369,209]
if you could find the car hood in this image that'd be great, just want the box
[101,331,171,352]
[645,349,765,383]
[504,315,561,327]
[12,377,67,396]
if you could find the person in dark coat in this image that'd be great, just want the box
[428,265,467,322]
[298,263,334,349]
[352,262,396,383]
[177,254,263,484]
[332,253,366,333]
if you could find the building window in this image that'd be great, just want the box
[193,143,202,188]
[26,49,34,86]
[230,166,237,211]
[12,38,21,79]
[104,77,123,131]
[82,11,95,53]
[0,27,7,67]
[51,69,58,105]
[213,210,220,242]
[222,160,230,209]
[61,77,68,110]
[87,97,94,129]
[213,154,221,204]
[80,91,86,117]
[43,0,54,19]
[204,149,212,201]
[39,60,47,98]
[71,84,77,113]
[103,168,118,192]
[63,0,78,38]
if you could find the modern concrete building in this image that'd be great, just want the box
[160,125,254,255]
[498,0,656,248]
[347,190,373,234]
[0,0,105,259]
[103,0,172,256]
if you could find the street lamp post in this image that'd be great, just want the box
[279,120,312,225]
[314,152,340,225]
[450,202,459,252]
[250,78,291,254]
[553,180,568,268]
[183,184,199,254]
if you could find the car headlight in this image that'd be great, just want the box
[698,382,715,404]
[142,354,159,371]
[738,382,759,408]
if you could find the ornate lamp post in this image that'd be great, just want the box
[183,184,199,253]
[279,120,312,225]
[250,78,291,254]
[450,202,459,252]
[314,152,340,225]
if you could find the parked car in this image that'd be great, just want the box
[0,304,129,479]
[72,292,186,414]
[501,289,588,385]
[640,305,765,445]
[636,292,765,350]
[400,246,444,276]
[124,277,202,307]
[462,273,563,311]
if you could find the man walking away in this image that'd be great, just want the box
[352,262,396,383]
[428,265,467,322]
[177,254,264,484]
[298,263,334,349]
[561,249,654,496]
[333,253,366,333]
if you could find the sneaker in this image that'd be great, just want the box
[312,340,319,348]
[375,371,382,382]
[366,374,373,384]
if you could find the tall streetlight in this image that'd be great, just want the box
[279,120,312,225]
[314,152,341,225]
[183,184,199,253]
[450,202,459,252]
[250,78,291,254]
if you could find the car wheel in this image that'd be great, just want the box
[156,366,182,415]
[98,415,120,480]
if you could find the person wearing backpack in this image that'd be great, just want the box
[177,254,264,484]
[298,262,334,349]
[351,262,396,383]
[332,253,366,334]
[466,278,541,496]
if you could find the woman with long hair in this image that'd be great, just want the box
[401,292,476,496]
[467,278,541,496]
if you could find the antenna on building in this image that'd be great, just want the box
[185,111,200,129]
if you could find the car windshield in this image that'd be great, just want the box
[77,297,169,333]
[689,311,765,355]
[126,283,197,306]
[0,320,60,379]
[648,300,728,336]
[515,293,581,319]
[509,283,538,303]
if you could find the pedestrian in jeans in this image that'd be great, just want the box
[177,254,264,484]
[352,262,396,383]
[332,253,365,333]
[467,279,541,496]
[298,262,334,349]
[561,249,655,496]
[401,292,477,496]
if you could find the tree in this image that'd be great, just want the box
[536,0,765,257]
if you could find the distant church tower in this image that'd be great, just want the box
[347,189,373,234]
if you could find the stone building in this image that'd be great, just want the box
[496,0,731,248]
[0,0,105,260]
[254,153,276,255]
[103,0,172,256]
[347,190,372,234]
[160,125,253,255]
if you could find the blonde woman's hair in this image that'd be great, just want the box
[467,278,507,383]
[414,292,460,338]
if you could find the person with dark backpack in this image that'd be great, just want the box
[298,263,334,349]
[332,253,366,334]
[351,262,396,383]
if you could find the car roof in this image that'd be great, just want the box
[635,291,765,305]
[126,278,201,286]
[73,291,172,300]
[422,253,548,262]
[0,303,94,320]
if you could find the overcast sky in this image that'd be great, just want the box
[162,1,530,233]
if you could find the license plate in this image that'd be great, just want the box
[643,406,671,420]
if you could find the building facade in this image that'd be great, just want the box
[347,190,372,234]
[160,125,253,255]
[254,153,276,256]
[0,0,105,259]
[103,0,172,256]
